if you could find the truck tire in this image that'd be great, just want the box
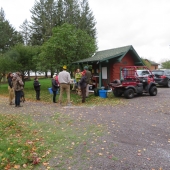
[124,89,134,99]
[149,86,157,96]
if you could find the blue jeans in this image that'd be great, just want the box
[15,91,21,106]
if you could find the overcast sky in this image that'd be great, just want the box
[0,0,170,63]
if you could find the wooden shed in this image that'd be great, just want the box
[73,45,144,88]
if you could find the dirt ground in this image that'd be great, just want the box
[0,87,170,170]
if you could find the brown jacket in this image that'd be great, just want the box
[12,75,24,91]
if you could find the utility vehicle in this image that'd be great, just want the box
[108,66,157,99]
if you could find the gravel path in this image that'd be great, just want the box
[1,87,170,170]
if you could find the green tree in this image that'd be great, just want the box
[29,0,58,45]
[161,60,170,69]
[40,23,96,72]
[0,54,16,82]
[29,0,97,47]
[79,0,97,39]
[63,0,80,25]
[140,58,151,68]
[6,44,38,77]
[0,8,23,53]
[19,19,30,45]
[56,0,65,26]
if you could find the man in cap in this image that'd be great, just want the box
[58,65,72,106]
[84,66,92,97]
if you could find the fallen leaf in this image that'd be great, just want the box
[43,162,49,166]
[14,165,20,169]
[23,164,27,168]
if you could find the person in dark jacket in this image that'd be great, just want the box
[79,71,87,103]
[7,72,15,105]
[52,75,59,103]
[33,77,41,100]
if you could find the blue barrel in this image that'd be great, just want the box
[99,90,107,98]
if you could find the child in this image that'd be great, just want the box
[33,77,41,100]
[52,75,59,103]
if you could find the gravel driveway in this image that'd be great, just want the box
[0,87,170,170]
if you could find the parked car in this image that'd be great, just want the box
[136,70,152,77]
[152,69,170,88]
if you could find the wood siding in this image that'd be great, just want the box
[110,52,135,82]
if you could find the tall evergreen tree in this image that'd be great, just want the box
[63,0,80,25]
[0,8,23,53]
[29,0,58,45]
[56,0,65,26]
[19,19,30,45]
[79,0,97,40]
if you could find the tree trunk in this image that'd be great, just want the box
[28,71,31,80]
[2,73,6,83]
[45,71,48,78]
[0,74,3,83]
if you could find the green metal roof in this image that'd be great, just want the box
[73,45,143,64]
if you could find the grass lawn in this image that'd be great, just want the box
[0,78,121,106]
[0,78,121,169]
[0,113,103,170]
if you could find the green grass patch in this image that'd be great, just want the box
[0,78,122,106]
[0,114,41,169]
[0,113,104,170]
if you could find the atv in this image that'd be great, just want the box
[108,66,157,99]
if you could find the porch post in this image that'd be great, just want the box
[99,62,102,88]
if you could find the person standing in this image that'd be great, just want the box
[52,75,59,103]
[12,72,24,107]
[79,71,87,103]
[55,73,60,92]
[84,66,92,97]
[75,68,82,89]
[58,65,71,106]
[7,72,14,105]
[33,77,41,100]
